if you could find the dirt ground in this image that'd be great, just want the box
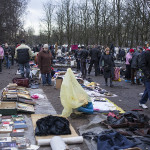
[0,63,150,150]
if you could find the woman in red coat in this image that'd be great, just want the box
[38,44,52,86]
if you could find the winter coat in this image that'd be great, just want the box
[131,51,140,69]
[74,50,81,59]
[125,52,132,65]
[120,49,125,57]
[80,49,88,62]
[4,47,11,57]
[38,50,52,74]
[140,50,150,81]
[0,46,4,59]
[89,48,101,61]
[100,54,115,78]
[15,44,34,64]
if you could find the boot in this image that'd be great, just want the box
[105,78,108,86]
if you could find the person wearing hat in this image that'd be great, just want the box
[125,49,134,82]
[38,44,52,86]
[15,40,34,78]
[100,47,115,87]
[139,47,150,109]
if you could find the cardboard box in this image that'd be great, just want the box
[0,102,17,116]
[125,148,141,150]
[56,78,63,89]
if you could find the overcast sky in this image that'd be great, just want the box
[24,0,49,35]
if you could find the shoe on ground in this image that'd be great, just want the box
[139,103,148,109]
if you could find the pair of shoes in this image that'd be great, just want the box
[47,84,52,86]
[139,103,148,109]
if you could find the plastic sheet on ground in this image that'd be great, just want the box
[78,115,107,150]
[60,68,91,117]
[92,97,125,113]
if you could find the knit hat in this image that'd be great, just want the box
[129,49,134,53]
[43,44,49,49]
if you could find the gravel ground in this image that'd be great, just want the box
[0,63,150,150]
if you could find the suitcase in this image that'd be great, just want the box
[12,78,29,88]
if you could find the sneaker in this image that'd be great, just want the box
[139,103,148,109]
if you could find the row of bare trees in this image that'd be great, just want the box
[0,0,28,44]
[40,0,150,48]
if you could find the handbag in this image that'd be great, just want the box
[12,78,29,87]
[104,65,111,72]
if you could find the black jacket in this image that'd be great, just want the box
[140,50,150,81]
[4,47,11,56]
[74,50,81,59]
[100,54,115,78]
[100,54,115,68]
[80,49,88,61]
[120,49,125,57]
[89,48,101,61]
[17,48,30,64]
[131,51,140,69]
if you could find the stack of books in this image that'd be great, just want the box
[0,115,30,149]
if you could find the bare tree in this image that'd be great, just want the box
[43,1,55,44]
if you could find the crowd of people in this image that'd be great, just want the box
[0,40,150,109]
[0,43,16,72]
[74,45,150,109]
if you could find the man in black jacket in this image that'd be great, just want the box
[88,45,101,76]
[131,50,140,85]
[139,47,150,109]
[74,46,81,71]
[15,40,34,78]
[80,46,88,79]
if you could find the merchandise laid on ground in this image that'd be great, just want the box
[54,69,123,114]
[52,55,76,68]
[0,68,149,149]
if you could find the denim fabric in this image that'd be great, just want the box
[41,73,51,85]
[81,61,87,79]
[19,62,30,78]
[76,59,81,71]
[97,130,136,150]
[5,56,11,68]
[140,81,150,104]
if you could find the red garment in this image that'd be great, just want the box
[16,44,20,48]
